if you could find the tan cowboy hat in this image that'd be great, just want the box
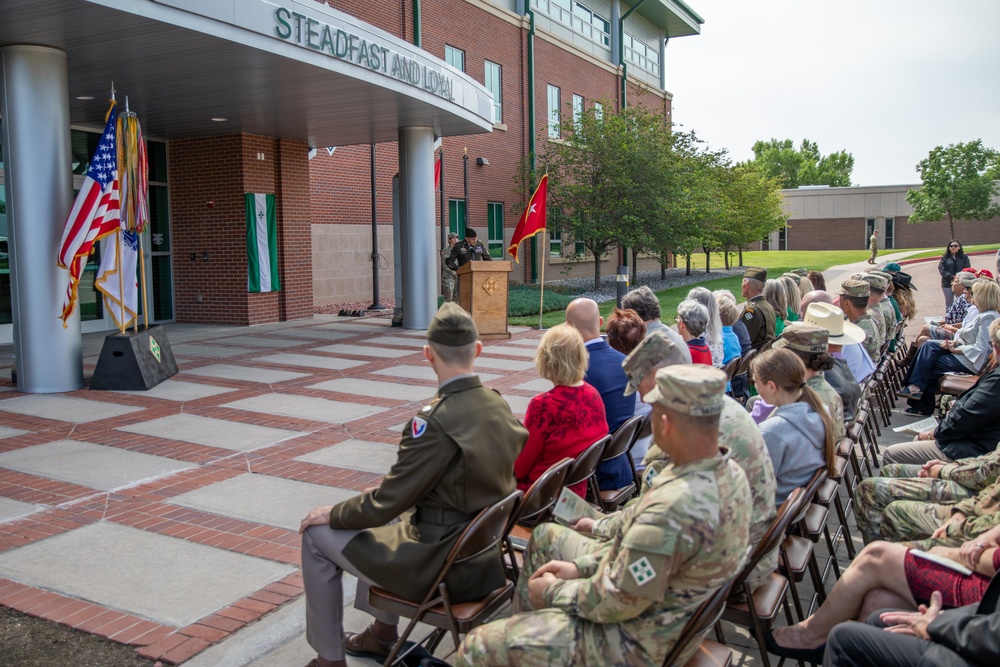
[802,302,866,345]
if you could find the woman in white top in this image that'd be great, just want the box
[686,286,724,367]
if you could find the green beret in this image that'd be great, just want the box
[427,302,479,346]
[881,262,902,273]
[744,266,767,282]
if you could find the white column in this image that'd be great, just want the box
[397,127,437,329]
[0,46,82,393]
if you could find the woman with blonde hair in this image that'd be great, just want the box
[750,348,837,504]
[515,324,608,498]
[780,275,803,322]
[763,279,789,335]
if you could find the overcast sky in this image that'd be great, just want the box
[665,0,1000,187]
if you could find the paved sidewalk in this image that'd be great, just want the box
[0,316,546,665]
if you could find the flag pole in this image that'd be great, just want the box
[139,235,149,330]
[538,232,546,330]
[116,230,126,335]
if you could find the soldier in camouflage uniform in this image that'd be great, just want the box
[839,280,882,361]
[853,449,1000,543]
[860,273,894,342]
[774,324,846,441]
[455,365,751,667]
[440,232,459,302]
[582,333,776,590]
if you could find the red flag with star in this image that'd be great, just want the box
[507,174,548,264]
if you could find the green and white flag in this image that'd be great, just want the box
[246,193,280,292]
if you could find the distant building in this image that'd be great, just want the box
[760,184,1000,251]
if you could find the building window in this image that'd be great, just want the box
[547,85,561,139]
[572,94,584,131]
[593,101,603,121]
[778,225,787,251]
[865,218,876,249]
[445,45,465,72]
[885,217,894,249]
[549,228,562,257]
[448,199,467,238]
[485,61,502,123]
[535,0,610,48]
[761,235,770,251]
[622,32,660,76]
[487,202,504,258]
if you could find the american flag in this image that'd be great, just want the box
[58,103,121,326]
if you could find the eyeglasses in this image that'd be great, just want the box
[950,244,960,248]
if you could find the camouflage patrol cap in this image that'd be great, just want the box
[792,268,810,276]
[774,323,829,354]
[840,279,870,298]
[782,272,802,282]
[744,266,767,281]
[621,331,688,396]
[427,302,479,346]
[849,272,867,281]
[643,364,727,416]
[860,273,889,291]
[448,232,459,240]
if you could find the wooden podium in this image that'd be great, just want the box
[457,260,511,340]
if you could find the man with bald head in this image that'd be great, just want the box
[564,298,633,491]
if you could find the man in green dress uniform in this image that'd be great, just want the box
[741,266,776,350]
[298,302,527,667]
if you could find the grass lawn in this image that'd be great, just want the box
[508,245,1000,328]
[899,243,1000,260]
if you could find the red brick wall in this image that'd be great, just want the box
[892,215,1000,249]
[169,134,314,325]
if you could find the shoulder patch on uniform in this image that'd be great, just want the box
[411,417,428,438]
[628,557,656,587]
[744,311,754,320]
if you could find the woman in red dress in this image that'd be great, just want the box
[515,324,608,498]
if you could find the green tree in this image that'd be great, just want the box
[542,102,672,289]
[744,138,854,188]
[906,140,1000,238]
[715,163,788,265]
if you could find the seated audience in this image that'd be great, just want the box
[716,296,742,365]
[715,288,752,354]
[456,365,752,667]
[840,279,883,362]
[801,302,866,417]
[774,324,846,440]
[676,299,712,365]
[741,267,777,350]
[516,324,608,499]
[604,307,646,355]
[780,274,803,322]
[565,298,634,491]
[750,348,837,504]
[881,318,1000,465]
[594,333,777,589]
[763,278,789,336]
[765,531,1000,663]
[807,269,827,292]
[855,449,1000,543]
[916,274,976,346]
[621,285,691,362]
[898,280,1000,416]
[687,286,725,366]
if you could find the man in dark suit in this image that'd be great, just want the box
[824,572,1000,666]
[565,297,633,491]
[298,302,527,667]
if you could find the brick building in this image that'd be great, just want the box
[0,0,702,392]
[762,184,1000,252]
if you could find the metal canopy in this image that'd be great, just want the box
[0,0,494,145]
[624,0,704,38]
